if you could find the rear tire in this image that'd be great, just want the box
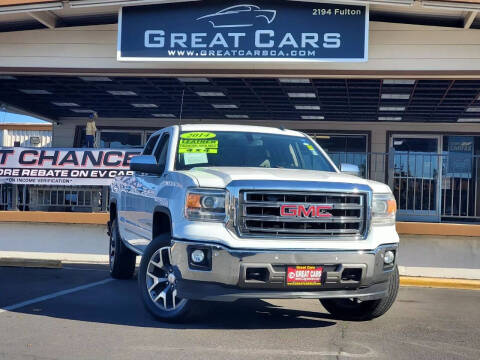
[109,218,136,279]
[138,233,196,322]
[320,266,399,321]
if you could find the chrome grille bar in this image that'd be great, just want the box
[237,190,366,238]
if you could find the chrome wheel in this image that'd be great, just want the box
[109,231,116,270]
[146,247,186,311]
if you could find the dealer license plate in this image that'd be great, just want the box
[286,265,323,286]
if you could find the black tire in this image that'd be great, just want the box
[109,218,136,279]
[138,233,196,322]
[320,266,399,321]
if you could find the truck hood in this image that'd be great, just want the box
[182,167,392,193]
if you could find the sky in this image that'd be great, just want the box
[0,111,49,124]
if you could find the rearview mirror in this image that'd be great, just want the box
[130,155,164,174]
[340,163,360,177]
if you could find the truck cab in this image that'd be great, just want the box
[109,124,399,322]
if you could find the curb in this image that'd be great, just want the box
[0,258,62,269]
[400,276,480,290]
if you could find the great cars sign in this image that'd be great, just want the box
[118,1,369,62]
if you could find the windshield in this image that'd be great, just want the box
[175,131,336,172]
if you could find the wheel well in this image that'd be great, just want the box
[110,202,117,223]
[153,210,171,238]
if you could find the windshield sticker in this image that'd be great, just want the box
[183,152,208,165]
[178,139,219,154]
[180,132,216,139]
[304,143,318,155]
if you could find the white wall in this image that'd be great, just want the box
[2,129,51,147]
[0,22,480,73]
[1,222,478,279]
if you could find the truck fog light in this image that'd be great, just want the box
[191,249,205,264]
[384,250,395,265]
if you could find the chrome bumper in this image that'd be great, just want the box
[170,239,398,302]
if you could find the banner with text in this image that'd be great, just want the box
[118,1,368,62]
[0,148,141,186]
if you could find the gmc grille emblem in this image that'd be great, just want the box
[280,204,333,218]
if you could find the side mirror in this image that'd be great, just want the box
[340,163,360,177]
[130,155,164,174]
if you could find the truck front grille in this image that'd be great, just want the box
[237,191,366,238]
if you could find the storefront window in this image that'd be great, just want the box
[391,136,440,220]
[442,136,480,220]
[390,134,480,222]
[311,134,368,178]
[99,131,142,149]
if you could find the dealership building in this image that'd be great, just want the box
[0,0,479,276]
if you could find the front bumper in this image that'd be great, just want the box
[170,239,398,302]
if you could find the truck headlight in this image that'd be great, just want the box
[371,193,397,226]
[185,188,227,222]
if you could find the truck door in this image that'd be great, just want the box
[119,132,160,245]
[125,131,171,249]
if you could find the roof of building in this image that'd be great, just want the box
[1,76,480,123]
[0,122,52,131]
[0,0,479,31]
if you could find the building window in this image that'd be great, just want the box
[98,131,142,149]
[389,133,480,223]
[309,133,368,178]
[442,136,480,221]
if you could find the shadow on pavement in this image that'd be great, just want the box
[6,266,337,330]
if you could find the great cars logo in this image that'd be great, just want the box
[196,5,277,28]
[280,204,333,218]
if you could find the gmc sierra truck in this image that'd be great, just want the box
[108,124,399,322]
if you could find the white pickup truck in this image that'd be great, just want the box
[109,124,399,322]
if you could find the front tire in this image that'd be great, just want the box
[320,266,399,321]
[109,218,136,279]
[138,234,195,322]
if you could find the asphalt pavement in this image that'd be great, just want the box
[0,264,479,360]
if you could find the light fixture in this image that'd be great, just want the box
[225,114,249,119]
[458,118,480,122]
[381,94,410,100]
[79,76,112,82]
[0,1,63,15]
[178,77,209,83]
[353,0,413,5]
[466,107,480,112]
[279,78,310,84]
[52,102,79,107]
[422,0,480,11]
[69,0,171,8]
[0,75,16,80]
[378,116,402,121]
[383,79,415,85]
[20,89,52,95]
[108,90,137,96]
[301,115,325,120]
[132,103,158,108]
[212,104,238,109]
[379,106,406,111]
[384,251,395,265]
[152,113,176,118]
[71,109,95,113]
[295,105,321,110]
[288,92,316,98]
[191,249,205,264]
[196,92,225,97]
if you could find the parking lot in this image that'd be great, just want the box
[0,265,479,360]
